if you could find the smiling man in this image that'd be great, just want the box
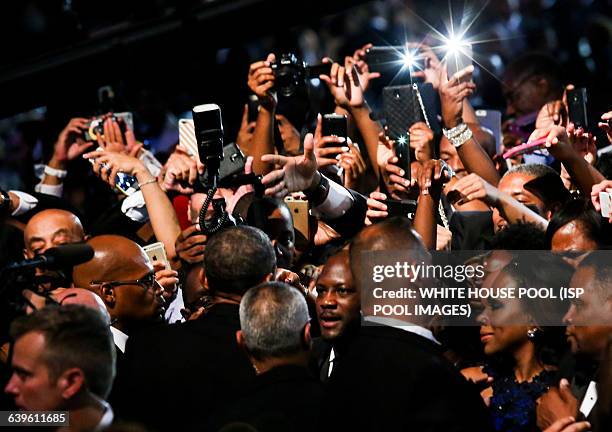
[315,247,360,381]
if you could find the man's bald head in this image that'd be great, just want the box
[52,288,110,324]
[23,209,85,258]
[73,235,152,288]
[349,217,430,283]
[72,235,163,331]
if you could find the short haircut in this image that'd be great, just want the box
[577,251,612,301]
[503,163,558,180]
[204,226,276,295]
[487,223,547,250]
[545,198,602,248]
[504,53,564,98]
[10,305,115,399]
[239,282,309,361]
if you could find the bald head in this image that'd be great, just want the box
[23,209,85,258]
[350,217,428,265]
[52,288,110,323]
[72,235,163,331]
[73,235,152,288]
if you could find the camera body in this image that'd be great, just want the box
[271,53,331,98]
[271,53,306,98]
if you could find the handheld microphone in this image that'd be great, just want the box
[3,243,94,273]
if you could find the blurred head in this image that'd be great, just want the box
[73,235,165,332]
[316,249,359,342]
[203,226,276,296]
[487,223,547,250]
[237,281,310,363]
[5,305,115,410]
[247,197,295,268]
[478,253,573,361]
[52,288,110,324]
[350,218,429,321]
[546,199,601,263]
[564,252,612,360]
[23,209,85,258]
[503,53,563,117]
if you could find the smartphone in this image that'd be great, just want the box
[284,196,310,247]
[382,85,425,140]
[83,112,134,142]
[446,44,473,81]
[143,242,171,271]
[382,199,417,220]
[247,95,260,123]
[365,46,424,73]
[88,147,138,196]
[600,192,611,218]
[567,88,588,129]
[322,114,348,140]
[178,118,198,157]
[475,109,502,153]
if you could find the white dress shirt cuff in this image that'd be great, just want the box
[311,180,354,219]
[9,191,39,216]
[34,182,63,198]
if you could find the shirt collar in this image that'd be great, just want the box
[363,316,441,345]
[110,326,128,353]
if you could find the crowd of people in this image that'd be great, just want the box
[0,7,611,431]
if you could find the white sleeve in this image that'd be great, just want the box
[310,180,354,219]
[8,191,39,216]
[34,182,63,198]
[121,191,150,223]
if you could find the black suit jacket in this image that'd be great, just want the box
[118,303,255,431]
[320,324,493,432]
[322,188,367,240]
[210,364,324,432]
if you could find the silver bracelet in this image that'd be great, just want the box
[443,123,472,148]
[44,165,68,179]
[442,123,468,139]
[138,178,158,189]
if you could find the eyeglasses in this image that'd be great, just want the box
[90,272,158,292]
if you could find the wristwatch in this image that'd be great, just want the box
[303,172,330,207]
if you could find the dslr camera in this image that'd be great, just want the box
[271,53,331,98]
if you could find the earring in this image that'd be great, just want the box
[527,328,537,339]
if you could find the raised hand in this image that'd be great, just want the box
[320,59,364,110]
[338,141,367,190]
[236,104,257,150]
[161,146,203,194]
[52,118,95,164]
[351,43,381,93]
[84,148,147,188]
[439,63,476,128]
[408,43,442,89]
[261,133,318,198]
[365,191,389,225]
[247,53,277,110]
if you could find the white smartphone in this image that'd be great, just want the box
[446,44,473,82]
[178,118,198,159]
[599,191,611,218]
[143,242,171,271]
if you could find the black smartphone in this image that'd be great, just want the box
[365,46,424,74]
[382,85,424,141]
[321,114,348,140]
[567,88,588,129]
[382,199,417,219]
[247,95,260,123]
